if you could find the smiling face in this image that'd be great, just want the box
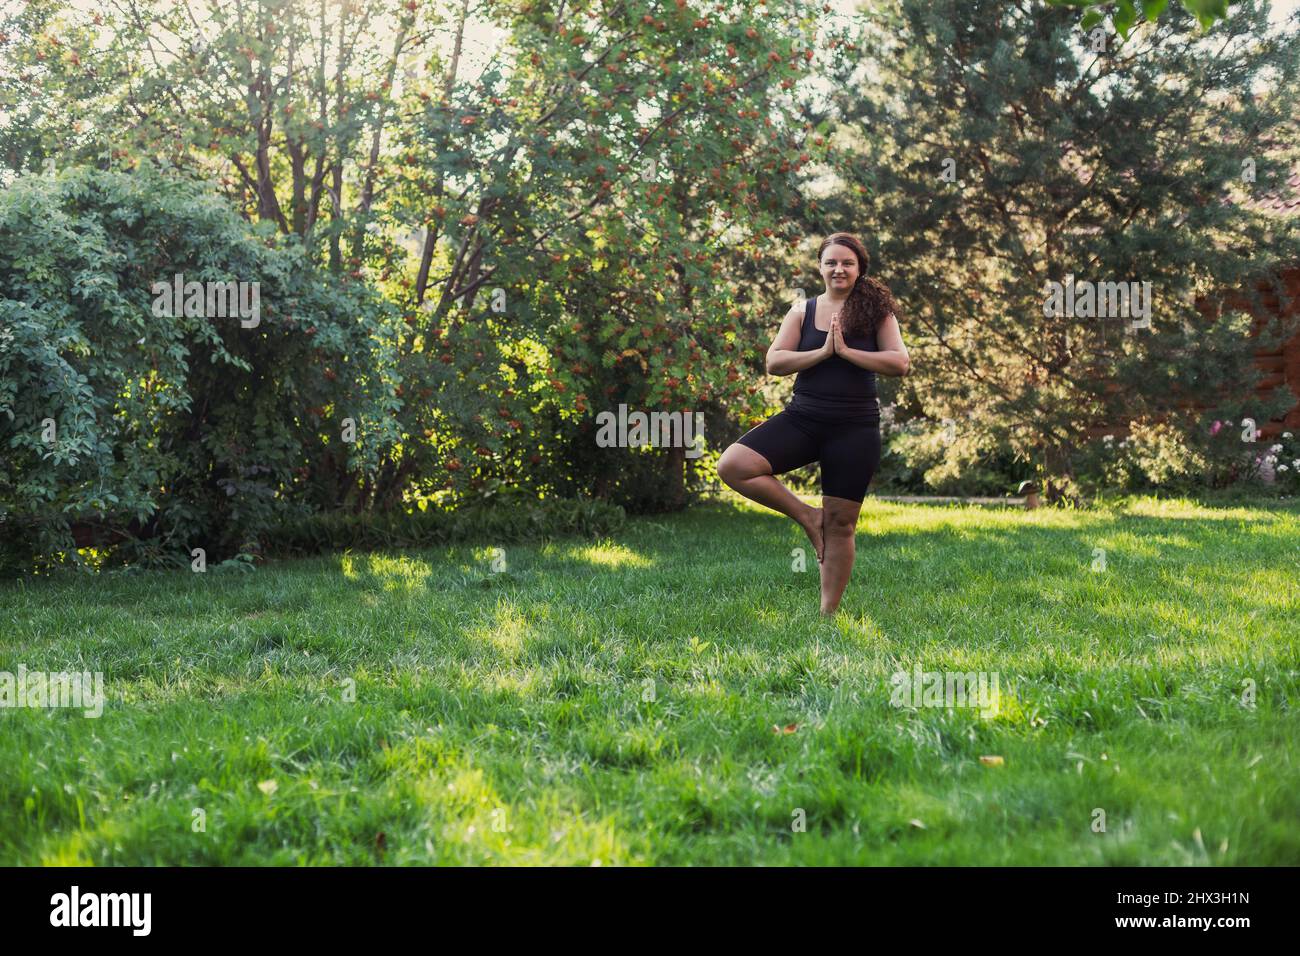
[820,243,860,294]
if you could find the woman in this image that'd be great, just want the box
[716,233,910,616]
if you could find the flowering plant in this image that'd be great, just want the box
[1258,431,1300,492]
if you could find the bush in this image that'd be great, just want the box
[473,401,720,514]
[1074,416,1276,496]
[0,165,402,573]
[1123,418,1208,488]
[264,495,626,556]
[881,417,1031,496]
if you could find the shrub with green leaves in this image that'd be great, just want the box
[0,165,402,573]
[882,418,1032,496]
[265,494,626,557]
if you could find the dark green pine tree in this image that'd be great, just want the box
[841,0,1300,497]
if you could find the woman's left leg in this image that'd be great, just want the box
[817,421,882,615]
[819,496,861,615]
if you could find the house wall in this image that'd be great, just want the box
[1216,265,1300,439]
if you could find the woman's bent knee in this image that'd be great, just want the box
[718,444,768,482]
[716,447,740,481]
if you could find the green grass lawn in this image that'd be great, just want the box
[2,494,1298,865]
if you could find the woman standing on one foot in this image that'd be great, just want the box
[716,233,910,616]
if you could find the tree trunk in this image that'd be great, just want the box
[414,0,469,305]
[664,445,686,510]
[349,23,410,262]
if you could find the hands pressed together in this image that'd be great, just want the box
[820,311,848,360]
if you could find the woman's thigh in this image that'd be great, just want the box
[817,422,882,503]
[735,409,821,477]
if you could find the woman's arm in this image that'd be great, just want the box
[833,312,910,376]
[766,305,834,375]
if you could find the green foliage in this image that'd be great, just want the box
[364,1,832,512]
[0,0,841,554]
[3,0,1288,528]
[1066,415,1296,494]
[0,165,402,572]
[853,0,1300,496]
[880,420,1033,495]
[1181,415,1264,490]
[264,495,626,557]
[1049,0,1232,37]
[1116,418,1208,488]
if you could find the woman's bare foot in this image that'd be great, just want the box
[798,505,825,563]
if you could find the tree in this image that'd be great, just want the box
[843,0,1300,497]
[375,0,834,510]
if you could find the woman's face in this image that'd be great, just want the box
[820,244,859,293]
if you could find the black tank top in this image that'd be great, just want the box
[790,295,880,423]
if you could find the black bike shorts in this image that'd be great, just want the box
[735,406,882,503]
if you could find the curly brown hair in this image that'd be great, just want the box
[817,232,902,340]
